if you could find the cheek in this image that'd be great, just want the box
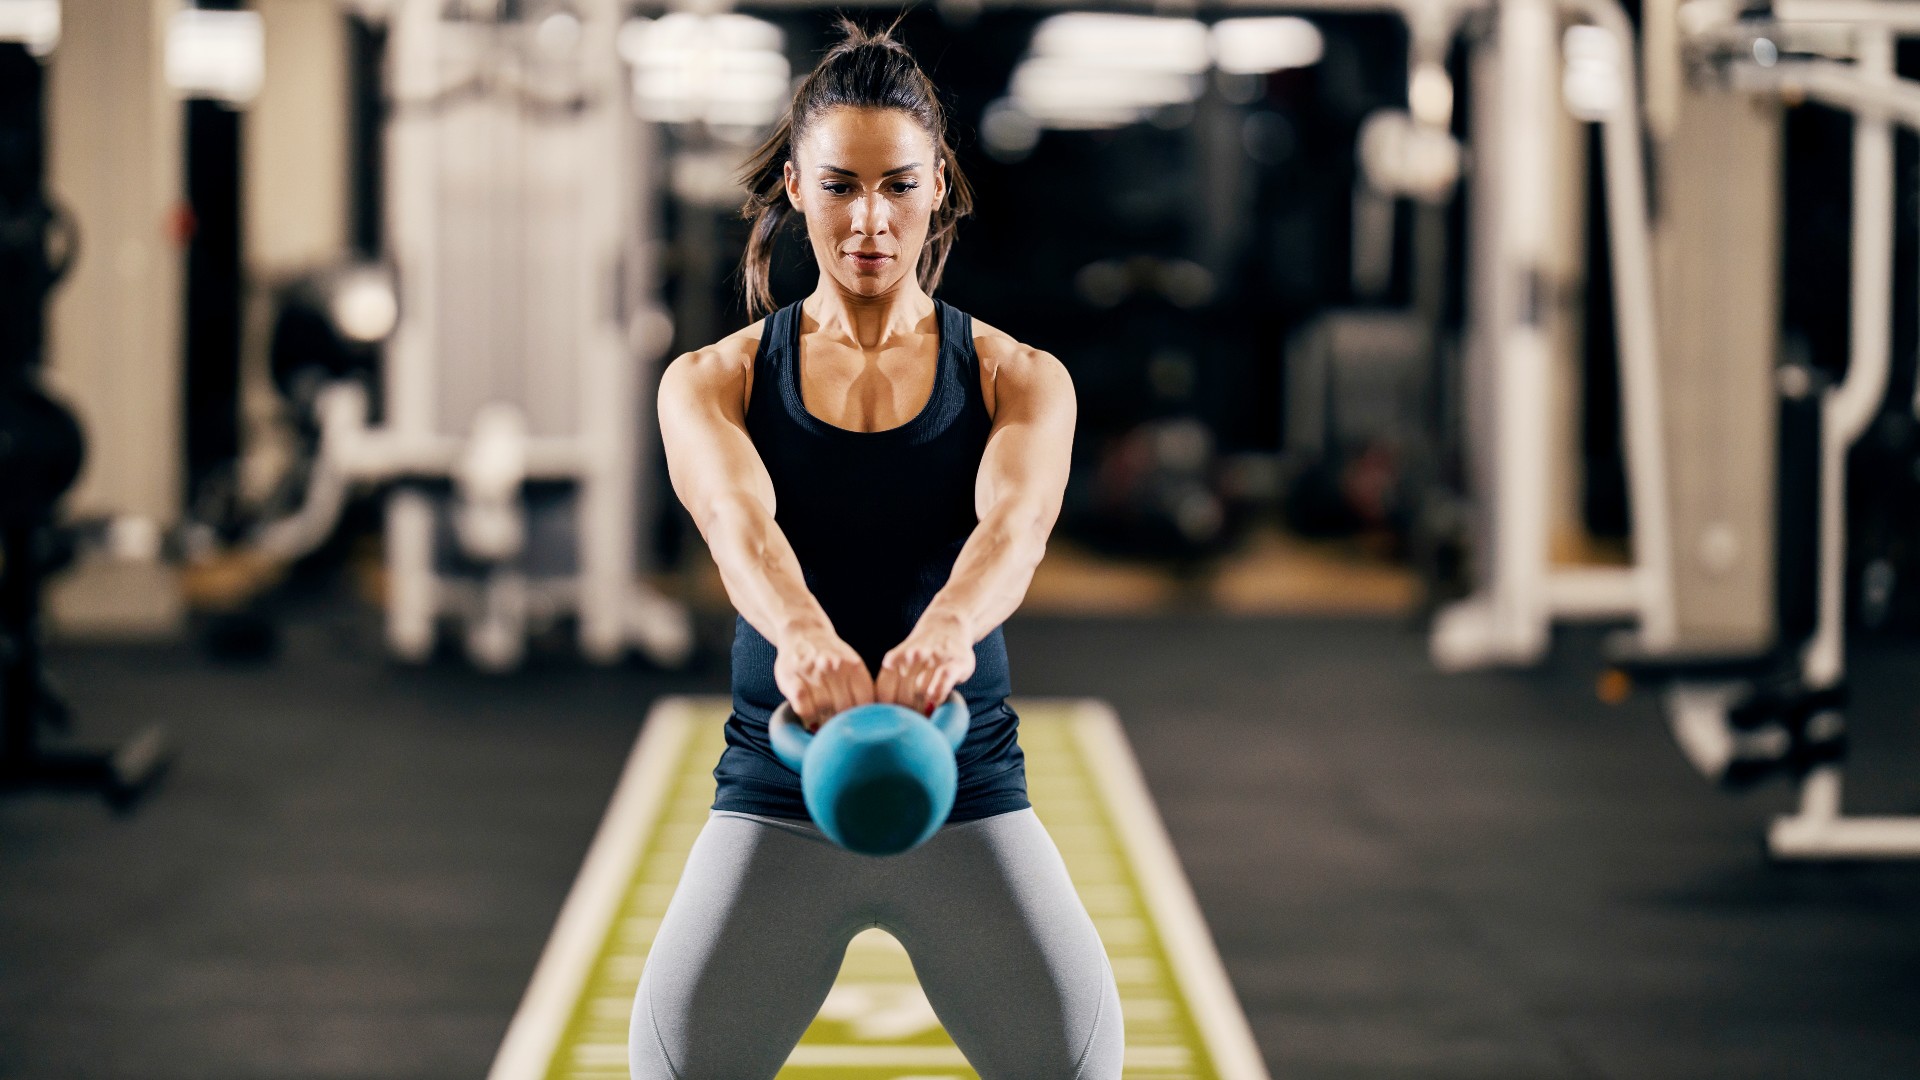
[902,196,935,235]
[803,199,849,240]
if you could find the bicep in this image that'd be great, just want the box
[658,352,777,534]
[975,349,1076,527]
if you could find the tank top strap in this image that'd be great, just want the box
[936,299,988,419]
[748,301,799,422]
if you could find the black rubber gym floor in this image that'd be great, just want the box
[3,606,1917,1080]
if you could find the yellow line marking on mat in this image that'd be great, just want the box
[489,696,1269,1080]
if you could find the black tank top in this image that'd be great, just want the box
[713,298,1029,822]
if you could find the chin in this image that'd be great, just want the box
[841,272,896,295]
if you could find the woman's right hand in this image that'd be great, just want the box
[773,622,875,731]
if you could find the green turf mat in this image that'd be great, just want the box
[490,698,1268,1080]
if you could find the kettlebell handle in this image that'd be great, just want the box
[768,690,970,774]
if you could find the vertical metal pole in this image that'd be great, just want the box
[1790,27,1895,828]
[1564,0,1679,650]
[1492,0,1556,659]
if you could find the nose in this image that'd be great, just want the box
[850,192,890,238]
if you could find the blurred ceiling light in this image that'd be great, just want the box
[166,8,264,105]
[1030,13,1210,74]
[1211,17,1324,76]
[622,13,789,130]
[1010,59,1202,130]
[0,0,60,57]
[1006,13,1321,135]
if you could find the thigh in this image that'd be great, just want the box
[630,812,868,1080]
[883,809,1125,1080]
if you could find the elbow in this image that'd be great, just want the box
[987,499,1056,562]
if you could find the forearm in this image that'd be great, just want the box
[920,503,1051,643]
[699,496,832,649]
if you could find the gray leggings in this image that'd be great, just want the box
[628,808,1124,1079]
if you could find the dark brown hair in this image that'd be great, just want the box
[736,16,974,318]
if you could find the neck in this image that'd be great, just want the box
[803,277,935,352]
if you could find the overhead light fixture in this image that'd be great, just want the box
[1029,13,1211,74]
[622,13,789,131]
[1003,13,1322,135]
[1011,15,1207,131]
[1212,16,1325,75]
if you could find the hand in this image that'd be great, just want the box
[876,611,976,715]
[774,623,875,731]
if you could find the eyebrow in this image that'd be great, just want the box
[816,163,923,177]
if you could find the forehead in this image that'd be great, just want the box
[796,107,934,169]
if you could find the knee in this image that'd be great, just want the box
[628,977,679,1080]
[629,971,792,1080]
[1065,967,1125,1080]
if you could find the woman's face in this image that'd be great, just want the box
[785,106,946,301]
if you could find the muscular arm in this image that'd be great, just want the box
[918,344,1076,643]
[657,348,831,650]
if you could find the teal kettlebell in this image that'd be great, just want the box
[767,690,971,856]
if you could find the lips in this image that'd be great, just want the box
[846,252,892,266]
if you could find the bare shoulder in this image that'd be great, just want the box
[671,322,760,379]
[967,317,1069,417]
[663,321,764,413]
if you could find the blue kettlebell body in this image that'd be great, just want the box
[769,692,970,856]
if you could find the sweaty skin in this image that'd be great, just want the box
[657,106,1076,729]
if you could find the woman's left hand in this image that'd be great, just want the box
[876,611,976,714]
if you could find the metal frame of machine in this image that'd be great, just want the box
[258,0,691,672]
[1647,1,1920,860]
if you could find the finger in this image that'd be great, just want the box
[789,691,817,732]
[850,663,878,708]
[829,661,865,719]
[873,663,901,707]
[887,663,923,710]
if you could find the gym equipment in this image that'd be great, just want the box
[767,690,970,857]
[247,0,690,672]
[1281,310,1434,541]
[1239,0,1675,664]
[0,35,169,809]
[1428,0,1677,670]
[0,377,84,526]
[1614,6,1920,860]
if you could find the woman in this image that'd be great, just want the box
[634,20,1124,1080]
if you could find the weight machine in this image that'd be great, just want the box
[1213,0,1680,667]
[1615,1,1920,861]
[254,0,691,672]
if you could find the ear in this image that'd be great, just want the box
[783,159,802,212]
[933,157,947,208]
